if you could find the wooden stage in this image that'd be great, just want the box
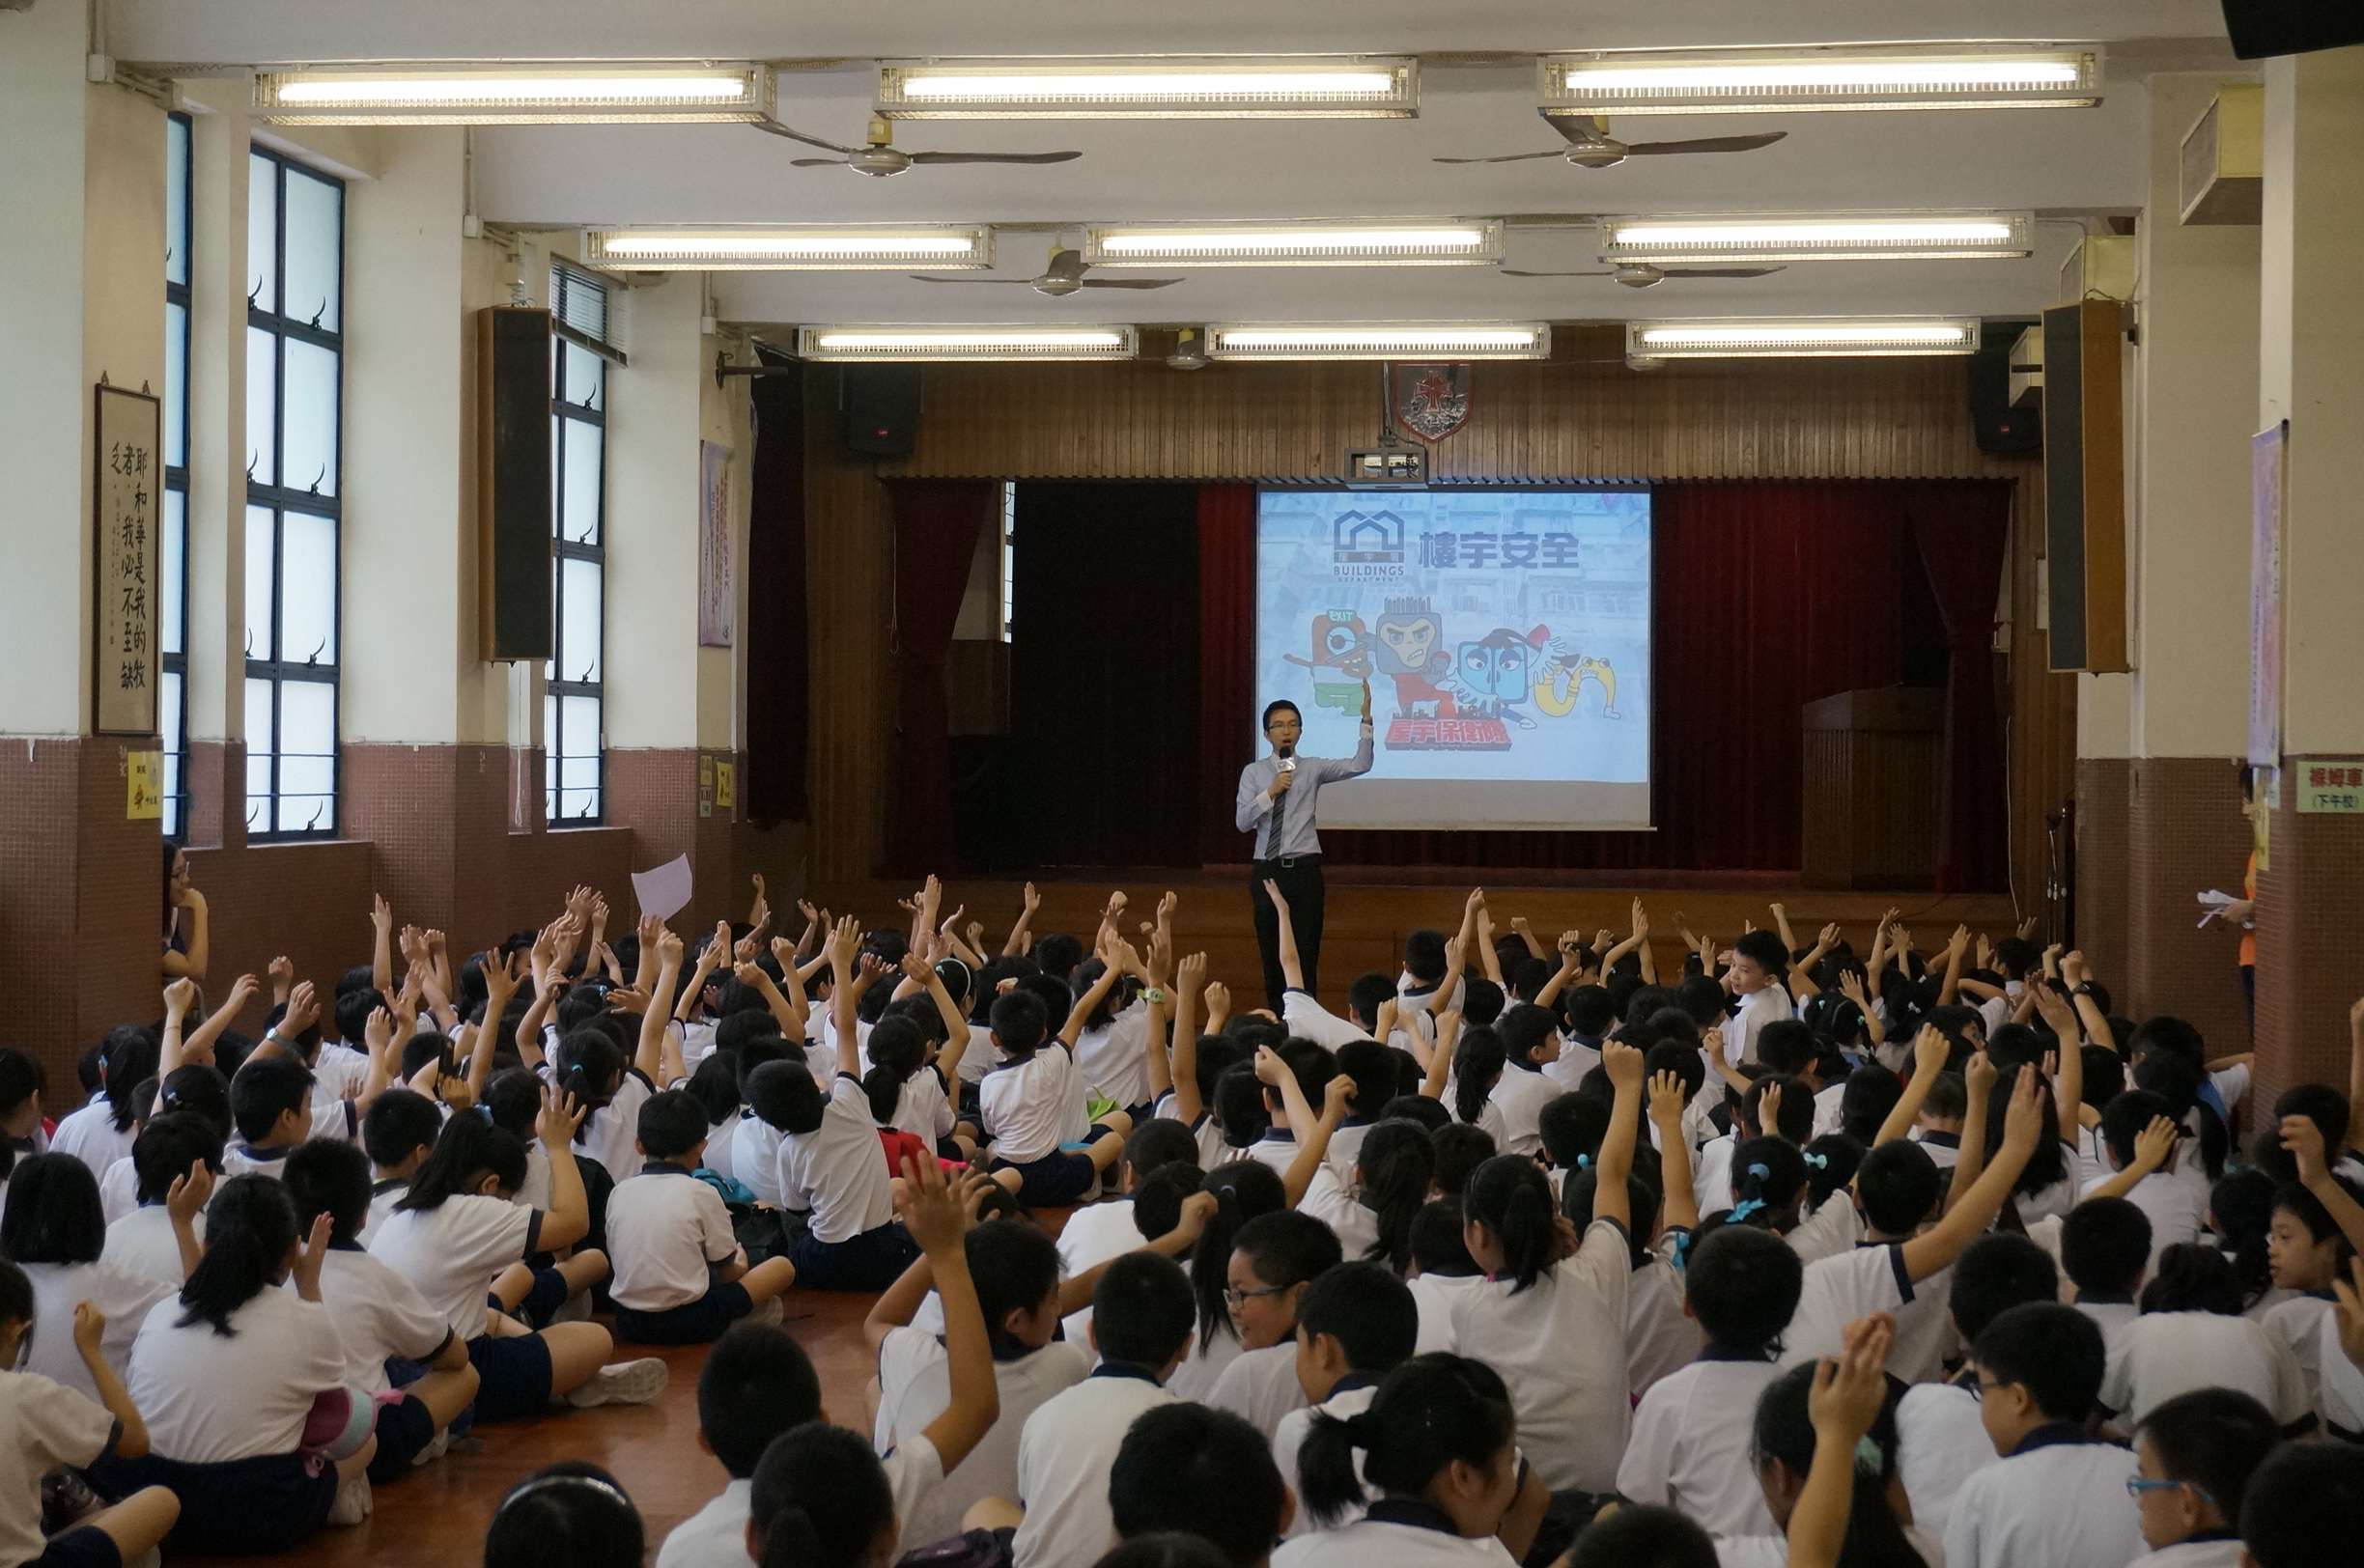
[813,871,2028,1007]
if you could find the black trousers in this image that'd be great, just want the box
[1252,855,1326,1014]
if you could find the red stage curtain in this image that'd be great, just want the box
[1901,481,2014,891]
[1198,480,1931,871]
[1196,486,1258,864]
[743,351,808,826]
[887,481,995,876]
[1008,483,1203,867]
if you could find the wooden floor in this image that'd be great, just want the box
[815,872,2027,1009]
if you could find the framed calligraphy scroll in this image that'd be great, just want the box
[94,383,162,736]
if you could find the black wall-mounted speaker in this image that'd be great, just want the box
[476,306,552,661]
[839,365,923,457]
[2221,0,2364,58]
[1969,324,2041,456]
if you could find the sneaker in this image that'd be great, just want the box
[409,1429,450,1468]
[565,1357,669,1409]
[551,1291,594,1325]
[326,1475,374,1526]
[747,1295,785,1326]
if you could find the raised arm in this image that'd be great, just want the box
[1062,943,1127,1050]
[1262,1050,1348,1207]
[2287,1116,2364,1257]
[1899,1070,2042,1281]
[904,1161,1000,1473]
[1508,915,1549,963]
[1592,1041,1646,1229]
[904,952,974,1082]
[828,916,864,1079]
[1152,953,1202,1110]
[635,928,684,1084]
[1475,904,1506,988]
[1789,1315,1897,1568]
[1789,925,1840,1003]
[370,894,394,995]
[677,924,728,1023]
[1649,1070,1701,1233]
[185,973,258,1069]
[1263,879,1308,994]
[70,1304,151,1459]
[534,1086,591,1252]
[2063,951,2115,1054]
[2084,1116,2177,1203]
[1421,1010,1461,1101]
[1941,1052,1996,1216]
[1533,936,1584,1011]
[1874,1026,1952,1147]
[1837,970,1886,1048]
[1003,883,1039,960]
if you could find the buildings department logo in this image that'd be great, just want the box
[1332,509,1406,565]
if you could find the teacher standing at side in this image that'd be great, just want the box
[1237,682,1374,1012]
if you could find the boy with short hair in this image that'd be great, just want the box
[2128,1387,2280,1568]
[1053,1119,1202,1344]
[1723,931,1795,1067]
[1271,1261,1418,1537]
[1112,1403,1291,1566]
[1945,1302,2143,1568]
[2238,1442,2364,1568]
[1896,1233,2061,1537]
[98,1111,217,1287]
[1911,1072,1970,1169]
[2060,1195,2153,1345]
[221,1055,329,1176]
[606,1089,797,1344]
[358,1087,442,1246]
[1405,1197,1481,1354]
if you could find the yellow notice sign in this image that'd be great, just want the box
[716,762,735,811]
[127,750,163,820]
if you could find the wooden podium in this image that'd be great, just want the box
[1801,687,1945,889]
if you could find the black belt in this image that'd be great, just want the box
[1254,854,1322,869]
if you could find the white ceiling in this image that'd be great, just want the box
[120,0,2247,328]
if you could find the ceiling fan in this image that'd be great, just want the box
[1437,115,1787,170]
[754,114,1082,178]
[910,244,1182,296]
[1503,262,1787,289]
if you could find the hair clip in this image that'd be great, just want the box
[1745,1162,1770,1182]
[1803,1151,1828,1169]
[1729,1197,1766,1222]
[1574,1154,1591,1170]
[1853,1437,1885,1473]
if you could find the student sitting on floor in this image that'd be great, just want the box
[485,1461,644,1568]
[0,1155,194,1414]
[0,1257,181,1568]
[1111,1403,1293,1568]
[605,1089,796,1344]
[1206,1209,1345,1442]
[1272,1260,1420,1539]
[2098,1245,2309,1434]
[99,1110,216,1288]
[2060,1195,2153,1347]
[752,1046,921,1293]
[101,1175,369,1554]
[1054,1118,1203,1343]
[281,1138,481,1489]
[356,1087,442,1246]
[220,1054,332,1179]
[366,1087,661,1421]
[2126,1388,2281,1568]
[978,985,1130,1209]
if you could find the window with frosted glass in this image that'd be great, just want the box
[244,148,343,838]
[546,266,609,825]
[162,113,192,835]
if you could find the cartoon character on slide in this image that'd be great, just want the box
[1534,636,1619,719]
[1372,599,1455,719]
[1448,627,1547,730]
[1283,611,1373,712]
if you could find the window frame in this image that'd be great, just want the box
[545,264,608,826]
[162,110,192,837]
[243,145,346,841]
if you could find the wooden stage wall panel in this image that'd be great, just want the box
[814,875,2021,1012]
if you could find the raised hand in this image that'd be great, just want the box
[71,1301,109,1358]
[281,980,320,1038]
[1810,1312,1897,1445]
[1601,1037,1646,1093]
[1321,1073,1356,1122]
[163,976,197,1018]
[1965,1050,1998,1099]
[2131,1114,2180,1177]
[535,1083,586,1148]
[1911,1022,1948,1079]
[2284,1114,2332,1186]
[165,1158,213,1227]
[1648,1069,1688,1127]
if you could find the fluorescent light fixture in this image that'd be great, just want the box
[876,57,1418,118]
[583,227,992,270]
[794,324,1139,361]
[1540,46,2099,114]
[1084,221,1502,268]
[1204,322,1549,360]
[251,63,772,125]
[1603,212,2032,263]
[1626,318,1981,360]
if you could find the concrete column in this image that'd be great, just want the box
[2253,45,2364,1105]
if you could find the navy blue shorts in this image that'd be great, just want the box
[611,1277,753,1345]
[92,1448,335,1556]
[466,1330,555,1423]
[491,1265,571,1329]
[27,1525,120,1568]
[786,1219,921,1291]
[994,1148,1097,1206]
[366,1391,437,1482]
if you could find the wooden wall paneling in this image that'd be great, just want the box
[2007,471,2081,927]
[803,365,897,887]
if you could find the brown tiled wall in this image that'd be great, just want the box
[2125,757,2254,1053]
[0,739,163,1088]
[2075,758,2130,991]
[2255,758,2364,1109]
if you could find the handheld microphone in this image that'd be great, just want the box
[1277,744,1296,773]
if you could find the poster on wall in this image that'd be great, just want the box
[2249,421,2286,771]
[698,440,735,647]
[94,383,162,736]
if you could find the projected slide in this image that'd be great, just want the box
[1253,487,1651,831]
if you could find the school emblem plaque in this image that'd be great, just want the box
[1392,361,1474,444]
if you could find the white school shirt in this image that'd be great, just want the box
[1543,1038,1604,1095]
[97,1155,138,1223]
[1409,1271,1482,1355]
[1166,1321,1244,1402]
[1055,1198,1141,1347]
[1943,1442,2144,1568]
[1281,991,1376,1053]
[1074,1003,1154,1112]
[1012,1371,1177,1568]
[2099,1309,2310,1427]
[1151,1093,1232,1172]
[982,1047,1085,1165]
[358,1178,408,1248]
[2323,1302,2364,1435]
[1812,1081,1846,1140]
[304,1245,453,1394]
[17,1262,172,1403]
[1896,1380,1999,1537]
[1728,986,1793,1066]
[0,1369,121,1568]
[367,1191,538,1339]
[1437,1218,1633,1491]
[775,1077,897,1244]
[1909,1129,1964,1170]
[310,1042,372,1106]
[680,1018,718,1073]
[1782,1244,1956,1385]
[1693,1133,1736,1216]
[655,1478,753,1568]
[1273,1382,1379,1539]
[2075,1297,2142,1348]
[127,1285,349,1464]
[1273,1514,1521,1568]
[893,1067,957,1145]
[48,1100,135,1179]
[1301,1164,1381,1261]
[700,1118,738,1181]
[1206,1340,1308,1443]
[2261,1293,2335,1420]
[732,1112,786,1207]
[1626,1254,1703,1397]
[1248,1132,1303,1178]
[1617,1358,1785,1538]
[607,1165,743,1312]
[2129,1543,2245,1568]
[100,1204,197,1288]
[1489,1065,1561,1160]
[2084,1168,2209,1284]
[1786,1192,1866,1267]
[1715,1527,1944,1568]
[578,1067,655,1182]
[1327,1120,1378,1185]
[873,1330,1090,1551]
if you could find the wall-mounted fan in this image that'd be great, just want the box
[1438,115,1786,170]
[755,115,1081,178]
[911,245,1180,296]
